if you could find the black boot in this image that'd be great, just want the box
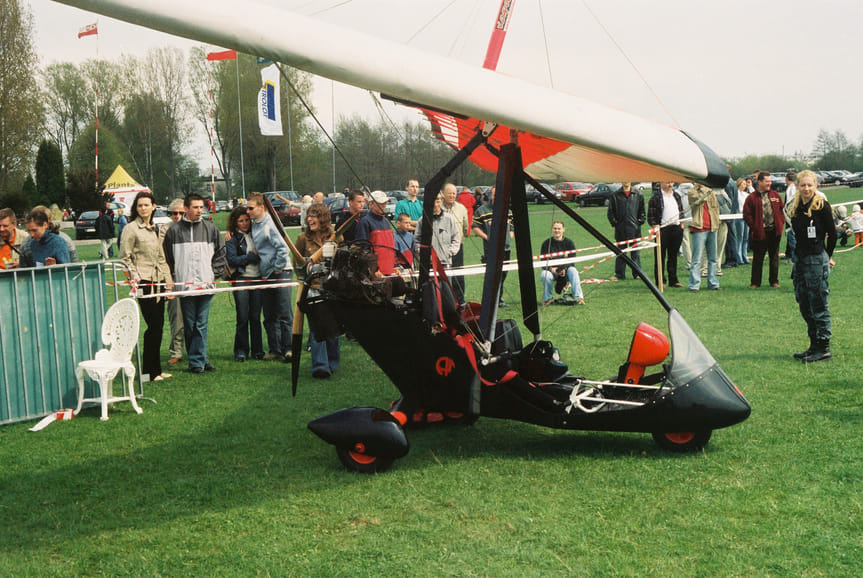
[793,338,814,360]
[802,340,832,363]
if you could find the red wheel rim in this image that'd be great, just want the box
[348,451,376,465]
[665,432,696,444]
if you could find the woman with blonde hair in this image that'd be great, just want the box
[787,170,836,363]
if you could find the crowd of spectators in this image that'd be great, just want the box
[2,169,854,375]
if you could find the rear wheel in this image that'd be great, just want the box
[336,446,395,473]
[652,430,712,453]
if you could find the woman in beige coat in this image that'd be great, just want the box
[120,192,174,381]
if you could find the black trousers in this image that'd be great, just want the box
[139,282,166,380]
[750,233,781,287]
[451,245,465,304]
[655,225,683,286]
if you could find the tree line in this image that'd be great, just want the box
[1,1,859,217]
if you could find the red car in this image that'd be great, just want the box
[555,182,593,202]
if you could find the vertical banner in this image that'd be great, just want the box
[258,64,283,136]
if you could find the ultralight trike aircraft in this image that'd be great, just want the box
[56,0,751,472]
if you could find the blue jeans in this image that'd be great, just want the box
[262,270,294,355]
[234,280,263,358]
[737,221,750,264]
[729,219,746,264]
[180,294,214,369]
[688,230,718,290]
[785,226,797,260]
[310,331,340,375]
[541,266,583,302]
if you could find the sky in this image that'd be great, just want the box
[26,0,863,166]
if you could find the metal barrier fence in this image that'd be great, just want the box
[0,261,139,425]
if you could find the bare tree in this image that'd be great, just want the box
[42,62,89,160]
[188,45,232,198]
[139,46,189,193]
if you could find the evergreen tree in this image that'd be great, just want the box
[22,172,37,205]
[35,140,66,206]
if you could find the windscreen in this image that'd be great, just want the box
[667,308,717,386]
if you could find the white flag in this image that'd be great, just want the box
[258,64,283,136]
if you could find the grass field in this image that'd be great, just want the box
[1,189,861,575]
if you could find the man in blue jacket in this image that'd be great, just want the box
[245,193,294,361]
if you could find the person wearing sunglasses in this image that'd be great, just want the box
[160,198,186,366]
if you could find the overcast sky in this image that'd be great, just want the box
[27,0,863,165]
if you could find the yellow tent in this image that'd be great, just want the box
[103,165,150,208]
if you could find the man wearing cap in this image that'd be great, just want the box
[355,190,397,275]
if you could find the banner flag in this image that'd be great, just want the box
[78,22,98,38]
[206,49,238,61]
[258,64,283,136]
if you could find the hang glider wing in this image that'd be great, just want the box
[53,0,729,186]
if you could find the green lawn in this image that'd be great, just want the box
[1,188,861,575]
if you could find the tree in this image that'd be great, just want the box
[42,62,89,160]
[68,121,130,182]
[80,59,125,132]
[35,139,65,206]
[188,46,237,198]
[21,172,36,204]
[812,129,857,170]
[0,0,43,194]
[66,169,103,215]
[138,47,189,194]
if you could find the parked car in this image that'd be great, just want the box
[75,211,100,239]
[817,171,842,185]
[324,194,349,215]
[771,173,787,193]
[533,183,560,204]
[263,191,302,226]
[152,208,173,229]
[842,172,863,188]
[215,200,230,212]
[555,182,593,202]
[576,183,621,207]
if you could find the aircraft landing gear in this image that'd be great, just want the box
[652,430,713,453]
[336,446,396,473]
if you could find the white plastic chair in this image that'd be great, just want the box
[74,298,142,421]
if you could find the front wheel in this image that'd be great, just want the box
[652,430,712,453]
[336,446,395,473]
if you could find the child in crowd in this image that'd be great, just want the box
[849,204,863,247]
[834,205,850,246]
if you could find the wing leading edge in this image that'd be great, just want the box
[54,0,729,186]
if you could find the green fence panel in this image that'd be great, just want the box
[0,262,133,425]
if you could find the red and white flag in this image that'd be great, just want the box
[78,22,98,39]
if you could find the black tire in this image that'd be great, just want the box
[75,230,85,240]
[335,446,395,473]
[652,430,712,453]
